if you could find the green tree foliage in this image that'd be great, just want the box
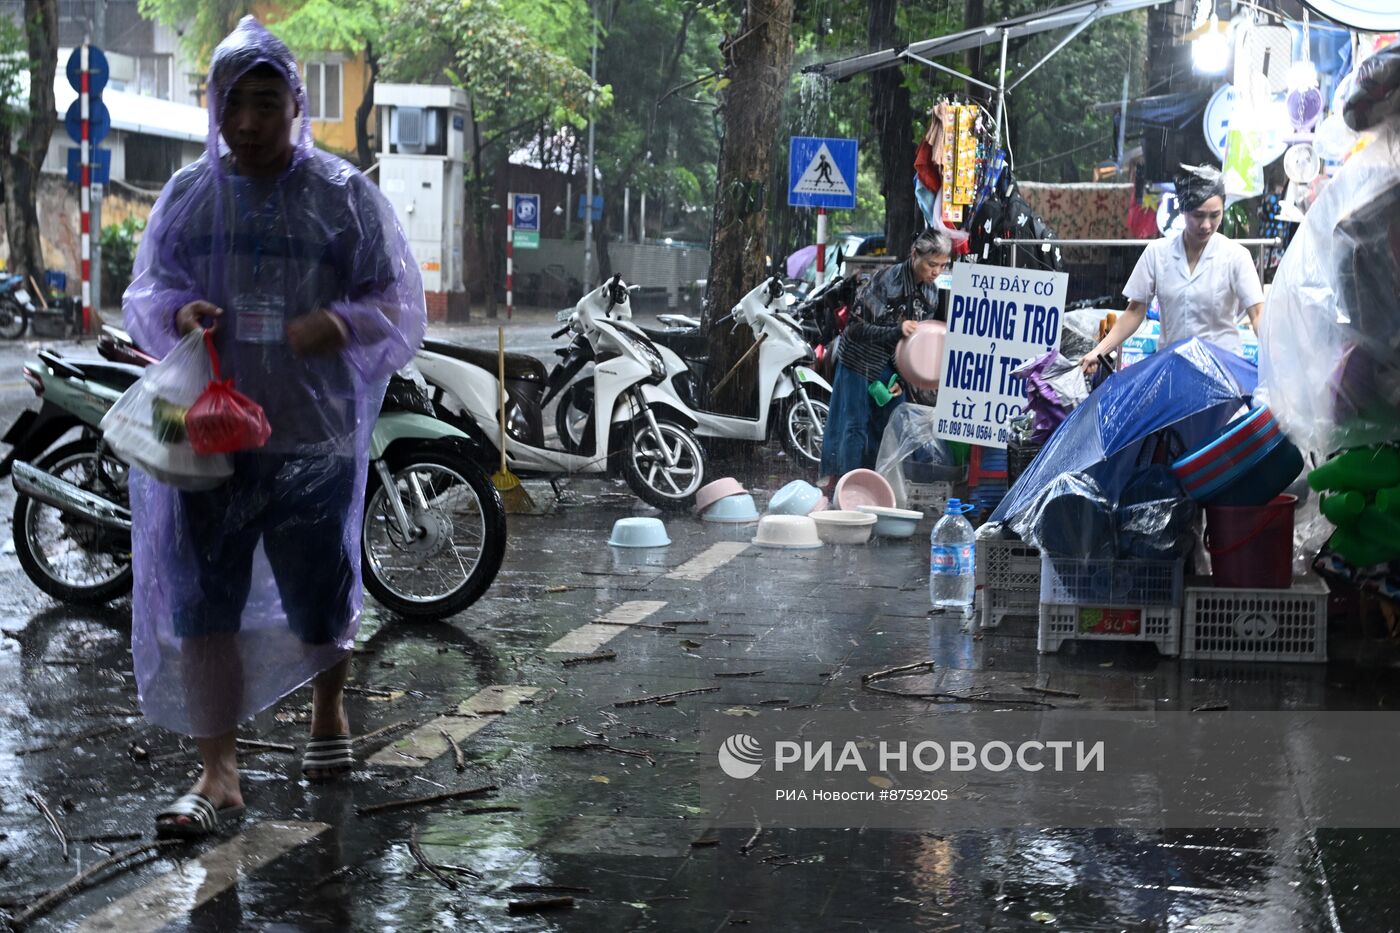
[380,0,603,312]
[135,0,251,65]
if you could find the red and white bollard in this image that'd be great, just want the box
[505,205,514,320]
[814,207,828,286]
[80,43,92,333]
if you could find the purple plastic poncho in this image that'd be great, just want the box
[123,17,426,737]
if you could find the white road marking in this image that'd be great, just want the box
[545,600,668,655]
[666,542,750,582]
[367,685,540,768]
[75,821,330,933]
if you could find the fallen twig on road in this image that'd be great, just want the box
[1192,701,1229,712]
[613,687,720,708]
[508,883,590,895]
[861,661,935,683]
[740,818,763,856]
[235,739,294,753]
[17,724,130,757]
[460,805,522,816]
[352,719,421,747]
[344,685,400,698]
[10,840,178,927]
[355,784,498,816]
[713,670,766,678]
[862,682,1054,707]
[1019,685,1081,699]
[508,896,575,914]
[549,742,655,765]
[70,832,142,845]
[561,651,617,667]
[407,826,457,890]
[26,792,68,862]
[439,729,466,772]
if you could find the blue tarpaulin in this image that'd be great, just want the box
[990,338,1258,524]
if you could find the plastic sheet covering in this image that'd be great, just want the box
[1009,471,1116,559]
[990,338,1256,528]
[1115,465,1198,560]
[1014,350,1091,443]
[875,403,961,508]
[121,17,427,736]
[1259,121,1400,459]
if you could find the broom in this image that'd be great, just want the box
[492,326,535,513]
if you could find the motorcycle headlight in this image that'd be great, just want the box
[639,341,665,380]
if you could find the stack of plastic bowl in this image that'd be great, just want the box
[752,515,823,549]
[810,510,877,545]
[834,469,897,511]
[895,320,947,391]
[856,505,923,538]
[695,477,759,523]
[609,517,672,548]
[767,480,828,516]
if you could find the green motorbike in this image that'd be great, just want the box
[0,330,506,620]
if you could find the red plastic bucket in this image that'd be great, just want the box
[1204,494,1297,589]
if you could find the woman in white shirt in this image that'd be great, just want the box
[1082,165,1266,374]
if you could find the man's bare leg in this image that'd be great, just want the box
[306,653,351,780]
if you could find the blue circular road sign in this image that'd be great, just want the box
[65,97,111,146]
[66,45,110,95]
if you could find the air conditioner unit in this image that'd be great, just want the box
[390,107,440,153]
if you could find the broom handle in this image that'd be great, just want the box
[711,333,768,398]
[498,327,508,473]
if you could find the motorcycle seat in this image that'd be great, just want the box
[422,339,548,383]
[639,326,709,361]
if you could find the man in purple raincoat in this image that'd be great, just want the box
[123,17,426,837]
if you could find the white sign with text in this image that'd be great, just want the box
[933,263,1067,449]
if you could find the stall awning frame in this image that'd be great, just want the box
[802,0,1172,148]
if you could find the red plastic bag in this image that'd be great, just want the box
[187,331,272,454]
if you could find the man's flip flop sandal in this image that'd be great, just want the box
[155,793,245,840]
[302,734,354,781]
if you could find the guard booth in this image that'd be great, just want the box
[375,83,470,321]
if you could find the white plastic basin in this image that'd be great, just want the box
[609,517,672,548]
[752,514,823,549]
[810,509,877,545]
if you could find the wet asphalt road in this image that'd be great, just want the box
[1,322,1400,931]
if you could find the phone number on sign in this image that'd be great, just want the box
[937,419,1008,444]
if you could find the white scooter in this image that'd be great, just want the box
[556,277,832,466]
[414,276,708,511]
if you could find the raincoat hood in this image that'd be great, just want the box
[205,16,313,169]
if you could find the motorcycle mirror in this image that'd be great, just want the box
[556,308,573,322]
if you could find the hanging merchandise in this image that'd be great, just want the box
[940,102,981,226]
[1288,86,1326,130]
[1223,124,1266,199]
[1284,143,1321,183]
[1235,22,1295,96]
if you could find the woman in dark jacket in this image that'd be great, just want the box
[818,228,952,489]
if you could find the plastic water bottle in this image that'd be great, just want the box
[929,498,975,610]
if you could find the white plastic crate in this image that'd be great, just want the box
[1181,575,1329,663]
[1038,602,1180,656]
[976,538,1042,629]
[979,586,1039,630]
[906,480,954,515]
[1040,555,1184,608]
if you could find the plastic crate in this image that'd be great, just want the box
[906,480,954,515]
[1038,602,1180,656]
[1181,575,1329,662]
[1040,555,1184,608]
[976,538,1042,630]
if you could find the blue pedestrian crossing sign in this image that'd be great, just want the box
[788,136,857,210]
[512,193,540,232]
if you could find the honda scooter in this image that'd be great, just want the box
[414,276,708,511]
[555,277,832,467]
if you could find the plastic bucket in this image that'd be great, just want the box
[1204,494,1296,589]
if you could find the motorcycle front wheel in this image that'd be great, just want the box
[0,297,28,340]
[622,417,706,510]
[361,448,507,620]
[780,385,830,466]
[13,441,133,605]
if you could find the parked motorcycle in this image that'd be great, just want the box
[0,274,37,340]
[0,330,507,620]
[554,277,833,467]
[414,276,708,511]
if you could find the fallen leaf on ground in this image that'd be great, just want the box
[545,585,571,593]
[679,639,703,650]
[723,707,760,717]
[589,775,611,784]
[868,776,893,789]
[1030,910,1056,923]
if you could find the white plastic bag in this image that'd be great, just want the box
[101,329,233,490]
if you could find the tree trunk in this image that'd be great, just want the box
[869,0,917,254]
[354,41,379,169]
[964,0,985,93]
[702,0,794,417]
[594,183,613,284]
[5,0,58,279]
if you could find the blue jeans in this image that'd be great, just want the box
[819,362,905,478]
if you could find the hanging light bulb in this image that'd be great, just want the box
[1189,14,1231,75]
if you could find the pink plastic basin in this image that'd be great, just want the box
[695,477,747,515]
[895,321,947,391]
[834,469,896,511]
